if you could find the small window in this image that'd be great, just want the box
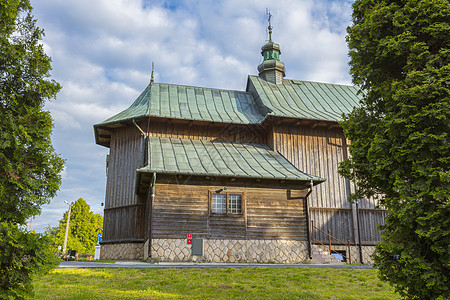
[211,192,243,215]
[212,193,226,214]
[228,194,242,214]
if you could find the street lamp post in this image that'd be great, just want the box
[62,201,73,255]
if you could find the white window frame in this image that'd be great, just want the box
[210,191,244,215]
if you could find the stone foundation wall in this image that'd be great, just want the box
[361,246,376,264]
[315,244,376,264]
[100,243,144,260]
[100,239,376,264]
[151,238,308,263]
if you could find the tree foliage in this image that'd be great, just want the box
[0,0,64,225]
[341,0,449,299]
[0,0,63,298]
[46,198,103,255]
[0,222,59,299]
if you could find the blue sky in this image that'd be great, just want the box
[30,0,355,232]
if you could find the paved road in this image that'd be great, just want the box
[60,261,373,269]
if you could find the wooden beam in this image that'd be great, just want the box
[328,123,341,130]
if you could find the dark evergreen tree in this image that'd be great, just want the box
[0,0,63,297]
[341,0,449,298]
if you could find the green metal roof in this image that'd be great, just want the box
[138,137,325,183]
[247,76,362,122]
[96,76,362,129]
[99,82,265,126]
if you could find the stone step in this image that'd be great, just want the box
[309,244,344,265]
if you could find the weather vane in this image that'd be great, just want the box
[266,9,272,41]
[150,61,155,83]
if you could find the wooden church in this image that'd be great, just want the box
[94,24,386,264]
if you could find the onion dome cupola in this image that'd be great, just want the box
[257,23,285,85]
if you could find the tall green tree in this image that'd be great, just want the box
[46,198,103,255]
[340,0,449,299]
[0,0,63,298]
[0,0,63,224]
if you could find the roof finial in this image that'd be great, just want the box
[266,9,272,41]
[150,61,155,84]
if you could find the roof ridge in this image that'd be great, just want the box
[248,74,356,87]
[153,81,252,94]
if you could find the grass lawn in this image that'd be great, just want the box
[33,267,400,299]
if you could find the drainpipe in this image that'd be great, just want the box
[132,118,147,165]
[356,199,364,264]
[133,118,148,195]
[303,180,314,259]
[148,172,156,257]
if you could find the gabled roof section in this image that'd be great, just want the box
[247,75,362,122]
[138,137,325,183]
[98,82,265,126]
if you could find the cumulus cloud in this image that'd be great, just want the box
[30,0,355,232]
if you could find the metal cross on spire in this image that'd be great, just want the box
[266,9,273,41]
[150,61,155,84]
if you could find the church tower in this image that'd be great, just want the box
[257,17,285,85]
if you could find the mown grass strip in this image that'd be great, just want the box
[34,267,399,299]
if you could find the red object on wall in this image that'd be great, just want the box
[187,239,192,244]
[187,234,192,244]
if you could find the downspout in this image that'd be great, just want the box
[132,118,147,164]
[148,172,156,257]
[356,199,364,264]
[133,118,148,194]
[303,180,314,259]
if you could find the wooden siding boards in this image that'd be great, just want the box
[152,184,307,240]
[271,123,383,244]
[103,205,145,241]
[105,126,143,209]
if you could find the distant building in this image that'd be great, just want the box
[94,25,386,264]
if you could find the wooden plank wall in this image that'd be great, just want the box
[141,119,266,144]
[271,124,384,244]
[106,126,143,209]
[246,188,307,240]
[152,184,307,240]
[103,126,144,241]
[272,125,352,209]
[103,204,145,241]
[152,183,208,238]
[309,208,354,243]
[359,209,388,244]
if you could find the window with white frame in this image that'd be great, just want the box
[212,193,226,214]
[228,194,242,214]
[211,192,242,215]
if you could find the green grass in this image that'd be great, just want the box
[33,267,400,299]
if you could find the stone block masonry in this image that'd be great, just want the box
[151,238,308,263]
[100,243,144,260]
[99,240,376,264]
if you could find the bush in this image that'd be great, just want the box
[0,222,60,299]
